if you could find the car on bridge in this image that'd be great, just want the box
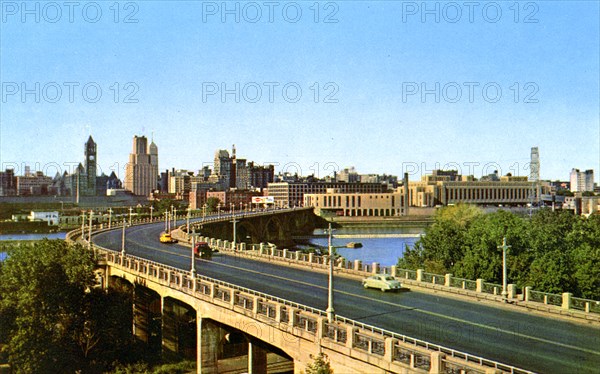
[159,233,178,243]
[193,241,213,259]
[362,275,402,292]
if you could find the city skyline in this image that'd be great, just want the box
[1,1,598,182]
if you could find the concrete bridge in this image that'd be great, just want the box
[74,209,600,373]
[90,245,523,374]
[188,207,320,248]
[67,214,542,374]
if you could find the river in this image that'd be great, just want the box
[297,227,423,267]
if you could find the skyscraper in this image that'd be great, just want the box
[570,169,595,192]
[124,135,158,197]
[84,135,97,194]
[530,147,540,182]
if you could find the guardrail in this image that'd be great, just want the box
[172,231,600,322]
[85,236,533,374]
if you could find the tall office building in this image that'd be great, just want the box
[84,136,97,194]
[124,135,158,196]
[570,168,595,192]
[530,147,540,182]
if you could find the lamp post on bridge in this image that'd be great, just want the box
[121,218,126,257]
[173,208,177,232]
[498,237,511,302]
[81,211,86,239]
[128,206,133,226]
[164,210,168,232]
[190,227,196,277]
[231,214,238,251]
[186,206,191,235]
[326,222,335,322]
[88,210,93,251]
[108,208,113,229]
[150,205,154,221]
[325,222,357,323]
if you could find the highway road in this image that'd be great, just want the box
[92,219,600,374]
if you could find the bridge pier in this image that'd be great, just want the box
[248,341,268,373]
[197,316,222,374]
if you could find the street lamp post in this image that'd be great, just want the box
[108,208,113,229]
[88,210,93,251]
[498,237,511,301]
[186,206,191,234]
[190,227,196,277]
[121,218,126,256]
[173,208,177,232]
[150,206,154,221]
[326,222,335,322]
[81,211,86,239]
[231,215,238,251]
[128,207,133,226]
[164,210,168,232]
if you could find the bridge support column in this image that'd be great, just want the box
[429,351,444,374]
[197,315,219,374]
[372,262,379,274]
[476,279,484,293]
[562,292,572,310]
[445,274,452,287]
[353,260,361,271]
[384,337,397,362]
[507,284,517,299]
[248,341,267,374]
[346,326,357,349]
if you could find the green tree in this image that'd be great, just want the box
[304,352,333,374]
[0,240,135,373]
[206,197,221,213]
[455,210,528,284]
[527,249,575,294]
[398,204,482,273]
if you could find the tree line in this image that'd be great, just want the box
[0,240,149,373]
[398,205,600,300]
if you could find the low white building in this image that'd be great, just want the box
[28,211,59,225]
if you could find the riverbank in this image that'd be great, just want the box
[325,215,433,228]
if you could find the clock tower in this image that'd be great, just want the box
[84,135,97,195]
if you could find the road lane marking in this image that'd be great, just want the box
[92,232,600,357]
[202,258,600,357]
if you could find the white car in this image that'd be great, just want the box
[362,275,402,292]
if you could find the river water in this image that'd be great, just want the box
[0,229,423,267]
[298,227,423,267]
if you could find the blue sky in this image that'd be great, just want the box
[1,0,598,181]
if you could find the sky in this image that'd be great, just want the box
[1,0,598,182]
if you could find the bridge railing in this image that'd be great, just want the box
[91,241,533,374]
[188,232,600,321]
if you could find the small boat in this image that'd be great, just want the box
[346,242,363,248]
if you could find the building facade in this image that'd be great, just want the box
[267,182,389,208]
[0,168,17,196]
[570,168,594,192]
[124,135,159,197]
[407,171,550,207]
[304,189,406,217]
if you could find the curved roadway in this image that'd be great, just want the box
[92,218,600,374]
